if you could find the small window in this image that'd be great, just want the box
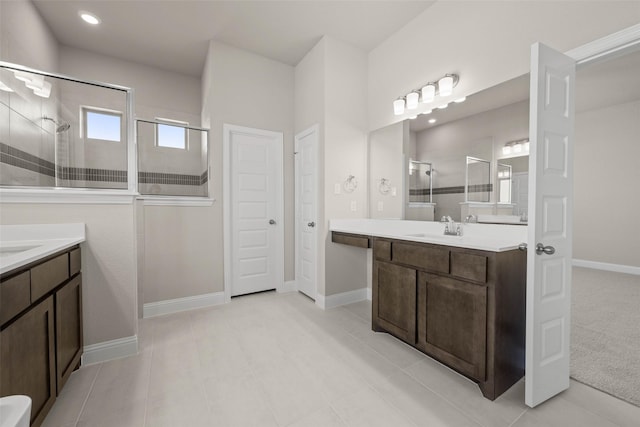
[156,118,188,149]
[83,108,122,142]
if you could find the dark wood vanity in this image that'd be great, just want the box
[332,231,526,400]
[1,246,83,427]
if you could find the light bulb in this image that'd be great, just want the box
[454,97,466,103]
[406,92,419,110]
[524,141,530,151]
[393,99,405,115]
[513,143,522,153]
[438,103,448,109]
[421,84,435,103]
[438,75,454,96]
[503,146,512,155]
[421,109,432,115]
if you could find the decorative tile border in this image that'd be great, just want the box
[411,184,493,196]
[1,142,207,186]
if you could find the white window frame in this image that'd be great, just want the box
[155,117,189,150]
[81,106,124,143]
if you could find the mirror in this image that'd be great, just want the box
[408,160,432,203]
[368,73,530,222]
[465,156,491,203]
[496,154,529,220]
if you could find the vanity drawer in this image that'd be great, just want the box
[31,253,69,302]
[373,239,391,261]
[393,242,449,274]
[70,248,81,277]
[451,251,488,283]
[331,232,371,248]
[0,271,31,326]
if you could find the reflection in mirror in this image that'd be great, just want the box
[465,156,491,203]
[408,160,432,203]
[497,163,512,204]
[497,155,529,220]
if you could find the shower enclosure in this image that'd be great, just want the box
[0,62,133,190]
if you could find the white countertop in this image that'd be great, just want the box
[0,223,86,275]
[329,219,527,252]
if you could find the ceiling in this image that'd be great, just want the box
[410,46,640,133]
[32,0,435,77]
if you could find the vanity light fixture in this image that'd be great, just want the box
[503,138,529,155]
[393,98,405,116]
[392,73,459,115]
[79,11,101,25]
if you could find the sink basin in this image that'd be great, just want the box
[404,233,462,239]
[0,395,31,427]
[0,244,41,258]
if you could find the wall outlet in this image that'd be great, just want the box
[350,200,357,211]
[377,201,383,211]
[334,183,341,194]
[391,187,397,196]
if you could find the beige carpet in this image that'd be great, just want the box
[571,267,640,407]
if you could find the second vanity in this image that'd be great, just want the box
[330,219,527,400]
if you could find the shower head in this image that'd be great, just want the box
[43,116,70,133]
[425,170,431,176]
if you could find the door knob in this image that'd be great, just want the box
[518,243,527,251]
[535,243,555,255]
[269,219,276,225]
[307,221,316,227]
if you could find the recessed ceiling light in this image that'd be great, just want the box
[428,118,437,124]
[79,11,101,25]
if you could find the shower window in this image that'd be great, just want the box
[137,119,209,197]
[0,62,133,191]
[84,108,123,142]
[156,118,187,149]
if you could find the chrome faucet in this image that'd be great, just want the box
[465,214,477,223]
[442,216,462,236]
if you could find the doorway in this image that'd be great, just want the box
[223,124,284,301]
[294,125,319,300]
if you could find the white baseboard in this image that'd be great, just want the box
[82,335,138,365]
[367,287,372,301]
[316,288,368,310]
[143,291,225,318]
[573,259,640,276]
[278,280,297,293]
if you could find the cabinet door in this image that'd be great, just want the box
[417,273,487,381]
[56,274,83,393]
[0,296,56,427]
[373,261,416,344]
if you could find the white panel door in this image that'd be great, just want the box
[295,126,318,299]
[228,126,283,297]
[526,42,576,408]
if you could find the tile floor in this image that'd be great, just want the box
[42,291,639,427]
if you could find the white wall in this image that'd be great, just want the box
[369,121,405,219]
[368,1,640,131]
[203,41,296,292]
[574,100,640,267]
[0,0,58,71]
[323,37,369,297]
[294,36,369,298]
